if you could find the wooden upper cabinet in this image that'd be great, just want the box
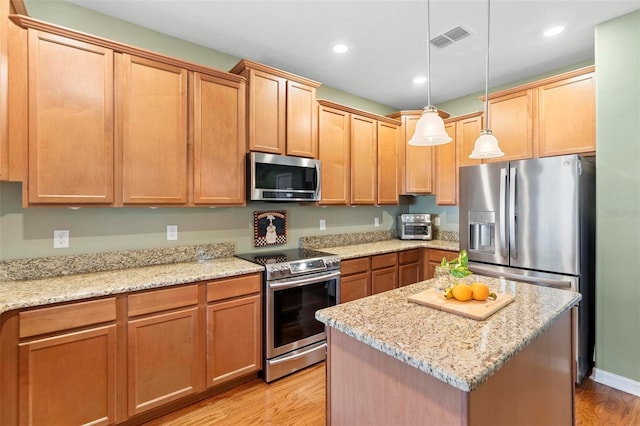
[536,71,595,157]
[350,114,377,205]
[231,59,319,158]
[435,122,457,205]
[318,101,350,205]
[455,112,483,169]
[377,120,400,205]
[0,0,8,180]
[191,72,246,205]
[27,30,114,204]
[485,89,534,162]
[119,54,188,205]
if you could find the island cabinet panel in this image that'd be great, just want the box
[326,310,573,425]
[119,54,188,205]
[485,89,534,163]
[376,121,400,205]
[206,274,262,387]
[536,72,595,157]
[340,257,371,303]
[127,285,200,416]
[350,114,377,204]
[370,253,398,295]
[191,72,246,205]
[398,249,421,287]
[17,300,117,426]
[27,30,115,204]
[318,104,350,205]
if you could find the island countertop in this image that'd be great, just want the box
[316,275,581,392]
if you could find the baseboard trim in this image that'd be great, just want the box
[592,368,640,397]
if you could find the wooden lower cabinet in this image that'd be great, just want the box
[127,307,200,416]
[422,248,458,281]
[371,253,398,295]
[17,299,118,426]
[340,257,371,303]
[398,249,421,287]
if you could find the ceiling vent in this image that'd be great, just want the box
[431,25,472,49]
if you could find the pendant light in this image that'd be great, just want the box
[408,0,452,146]
[469,0,504,159]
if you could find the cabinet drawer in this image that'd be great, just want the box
[398,249,420,265]
[428,249,458,263]
[19,298,116,339]
[341,257,370,275]
[371,253,397,270]
[128,285,198,317]
[207,273,261,303]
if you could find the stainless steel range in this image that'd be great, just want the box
[235,248,340,382]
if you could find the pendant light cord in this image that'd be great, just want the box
[426,0,432,107]
[484,0,491,126]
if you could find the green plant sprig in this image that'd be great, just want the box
[440,249,472,278]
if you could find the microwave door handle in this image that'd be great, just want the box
[499,168,508,258]
[315,162,321,200]
[509,167,518,260]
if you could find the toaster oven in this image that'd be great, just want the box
[398,214,433,240]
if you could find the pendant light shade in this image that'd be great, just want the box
[470,0,504,159]
[409,0,452,147]
[408,107,452,146]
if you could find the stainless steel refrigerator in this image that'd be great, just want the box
[459,154,595,383]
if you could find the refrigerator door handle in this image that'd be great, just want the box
[509,167,518,260]
[499,168,508,258]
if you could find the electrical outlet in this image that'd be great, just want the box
[374,217,380,227]
[319,219,326,230]
[434,216,441,226]
[167,225,178,240]
[53,230,69,248]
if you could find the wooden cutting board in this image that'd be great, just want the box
[408,288,515,320]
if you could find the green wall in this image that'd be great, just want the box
[594,10,640,383]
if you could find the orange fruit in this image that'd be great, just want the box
[451,283,473,301]
[470,282,490,301]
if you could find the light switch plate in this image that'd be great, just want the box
[374,217,380,227]
[320,219,326,230]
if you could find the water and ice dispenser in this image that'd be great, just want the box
[468,211,495,254]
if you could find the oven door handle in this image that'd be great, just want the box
[268,270,341,290]
[268,342,327,365]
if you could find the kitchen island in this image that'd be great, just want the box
[316,276,581,425]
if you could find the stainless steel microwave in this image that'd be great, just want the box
[248,152,321,202]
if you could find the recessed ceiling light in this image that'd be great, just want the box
[544,26,565,37]
[333,44,349,54]
[413,76,427,84]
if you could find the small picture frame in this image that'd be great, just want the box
[254,210,287,247]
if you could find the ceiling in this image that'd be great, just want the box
[64,0,640,110]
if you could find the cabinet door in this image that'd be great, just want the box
[27,30,114,204]
[19,326,117,426]
[371,266,398,295]
[377,121,400,205]
[340,271,370,303]
[0,0,8,180]
[127,307,200,416]
[247,68,286,154]
[192,72,246,205]
[318,104,350,205]
[435,123,458,205]
[536,73,595,156]
[403,114,434,194]
[207,294,261,387]
[286,80,317,158]
[120,54,188,205]
[350,114,377,205]
[486,90,534,162]
[399,263,420,287]
[456,114,483,169]
[422,249,458,280]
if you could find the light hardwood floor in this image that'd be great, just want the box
[144,362,640,425]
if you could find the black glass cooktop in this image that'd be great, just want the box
[235,248,333,266]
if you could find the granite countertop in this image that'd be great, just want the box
[322,239,459,259]
[0,257,263,315]
[316,275,581,392]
